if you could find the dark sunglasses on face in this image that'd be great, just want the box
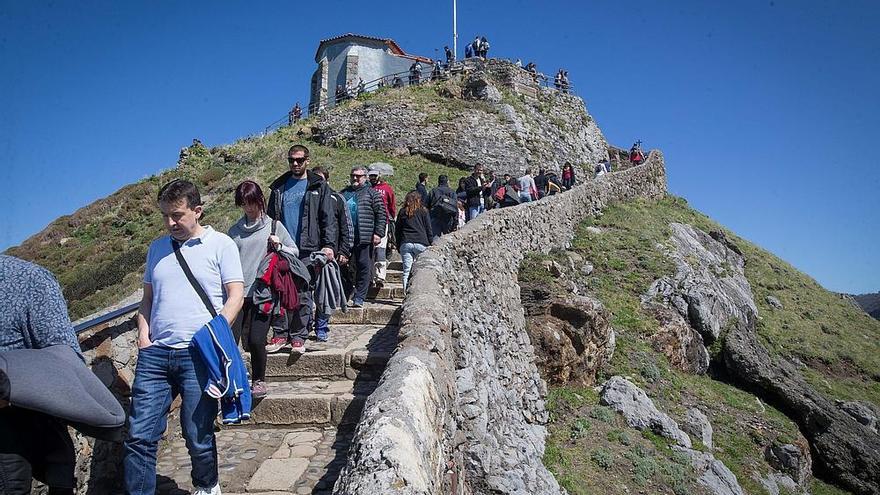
[350,174,365,178]
[287,157,307,164]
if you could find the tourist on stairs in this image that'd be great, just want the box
[267,145,337,355]
[395,191,433,292]
[124,179,244,495]
[341,166,387,307]
[427,174,458,239]
[228,180,297,398]
[368,166,395,290]
[310,166,354,342]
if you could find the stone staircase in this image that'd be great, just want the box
[155,262,404,494]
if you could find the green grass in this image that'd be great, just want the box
[6,117,468,320]
[527,196,871,494]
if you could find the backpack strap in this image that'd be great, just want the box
[172,239,218,318]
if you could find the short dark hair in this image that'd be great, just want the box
[311,166,329,179]
[418,172,428,182]
[438,174,448,184]
[234,180,265,212]
[473,163,482,171]
[288,144,310,157]
[158,179,201,209]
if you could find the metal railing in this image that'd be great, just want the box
[75,302,139,335]
[263,58,576,134]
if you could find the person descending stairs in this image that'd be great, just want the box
[154,258,405,494]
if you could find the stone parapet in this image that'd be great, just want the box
[334,152,667,494]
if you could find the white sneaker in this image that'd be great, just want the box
[193,483,221,495]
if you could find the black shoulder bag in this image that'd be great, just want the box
[172,239,218,318]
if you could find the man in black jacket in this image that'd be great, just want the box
[310,166,354,342]
[462,163,490,221]
[427,175,458,238]
[266,144,337,353]
[415,172,429,206]
[340,166,386,307]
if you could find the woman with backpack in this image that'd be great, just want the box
[228,180,298,399]
[394,191,433,291]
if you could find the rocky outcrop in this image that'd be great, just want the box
[308,59,608,178]
[645,222,880,494]
[525,295,616,385]
[600,377,745,495]
[600,376,692,448]
[334,154,667,494]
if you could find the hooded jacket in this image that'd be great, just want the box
[267,170,338,255]
[341,183,387,246]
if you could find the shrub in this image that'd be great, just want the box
[591,448,614,470]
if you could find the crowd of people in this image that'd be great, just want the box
[0,139,644,492]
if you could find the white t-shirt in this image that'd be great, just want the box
[144,226,243,348]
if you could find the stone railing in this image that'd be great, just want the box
[333,151,668,494]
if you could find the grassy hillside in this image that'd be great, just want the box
[6,122,469,320]
[523,197,879,494]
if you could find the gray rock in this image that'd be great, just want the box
[600,376,691,448]
[585,226,602,235]
[839,400,879,433]
[674,447,745,495]
[581,262,594,276]
[765,443,811,485]
[765,295,783,309]
[683,408,713,449]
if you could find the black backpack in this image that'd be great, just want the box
[431,189,458,215]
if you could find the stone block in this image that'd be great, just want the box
[331,394,366,425]
[246,458,308,492]
[263,350,345,379]
[249,395,332,425]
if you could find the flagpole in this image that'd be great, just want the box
[453,0,458,60]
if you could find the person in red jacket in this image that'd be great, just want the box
[368,165,396,289]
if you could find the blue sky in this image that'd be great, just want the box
[1,0,878,293]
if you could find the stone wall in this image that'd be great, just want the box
[49,312,138,494]
[333,152,668,494]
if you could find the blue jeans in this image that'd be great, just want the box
[467,205,484,221]
[519,192,532,203]
[124,345,218,494]
[400,242,428,291]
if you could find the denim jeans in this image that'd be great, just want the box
[348,242,374,304]
[467,205,484,221]
[400,242,428,291]
[519,192,532,203]
[124,345,218,494]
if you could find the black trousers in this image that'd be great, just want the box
[0,407,75,494]
[231,300,274,381]
[342,243,374,303]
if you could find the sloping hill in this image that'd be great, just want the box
[5,128,466,319]
[853,292,880,320]
[522,197,880,495]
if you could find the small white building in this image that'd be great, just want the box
[310,33,432,112]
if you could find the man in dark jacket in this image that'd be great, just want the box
[341,166,387,307]
[415,172,429,206]
[310,166,354,341]
[462,163,490,221]
[266,144,337,353]
[427,175,458,238]
[534,169,548,199]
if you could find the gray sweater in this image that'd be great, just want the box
[228,215,298,296]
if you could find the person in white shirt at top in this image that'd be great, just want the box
[518,168,537,203]
[123,179,244,495]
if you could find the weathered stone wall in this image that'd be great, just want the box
[334,152,667,494]
[42,312,138,494]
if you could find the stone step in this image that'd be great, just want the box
[367,281,404,300]
[388,260,403,271]
[330,300,401,325]
[234,379,378,427]
[248,324,398,380]
[386,270,403,283]
[157,426,351,494]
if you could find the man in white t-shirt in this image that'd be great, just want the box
[123,179,243,495]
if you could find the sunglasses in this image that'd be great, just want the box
[350,174,365,178]
[287,157,307,164]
